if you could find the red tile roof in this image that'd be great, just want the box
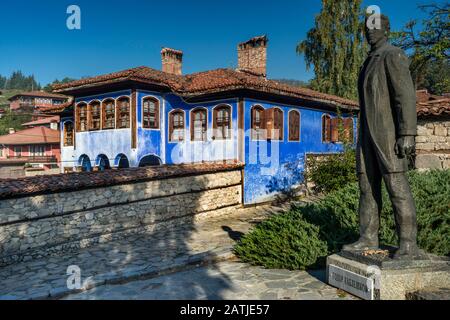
[0,127,60,145]
[417,99,450,117]
[183,68,358,107]
[37,102,73,114]
[0,162,244,199]
[416,90,450,117]
[8,91,69,101]
[22,116,60,127]
[53,66,359,110]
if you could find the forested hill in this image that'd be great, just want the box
[0,71,40,92]
[272,79,311,88]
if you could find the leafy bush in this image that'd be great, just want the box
[234,212,328,270]
[235,170,450,270]
[308,147,357,193]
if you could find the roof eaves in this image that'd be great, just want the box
[53,77,132,93]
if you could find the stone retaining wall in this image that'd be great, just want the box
[0,163,243,266]
[415,119,450,170]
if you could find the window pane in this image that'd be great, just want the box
[170,112,184,141]
[192,110,206,141]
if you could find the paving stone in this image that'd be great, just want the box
[63,261,357,300]
[1,204,354,300]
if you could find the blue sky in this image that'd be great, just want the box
[0,0,442,86]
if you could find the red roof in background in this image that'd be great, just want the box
[22,116,60,127]
[37,102,73,114]
[0,127,60,145]
[53,66,359,110]
[416,90,450,117]
[7,91,69,101]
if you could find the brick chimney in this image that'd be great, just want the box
[161,47,183,75]
[237,35,268,76]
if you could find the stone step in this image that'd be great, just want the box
[407,288,450,300]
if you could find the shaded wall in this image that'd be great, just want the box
[0,163,243,266]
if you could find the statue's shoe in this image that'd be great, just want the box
[342,238,379,251]
[393,244,428,261]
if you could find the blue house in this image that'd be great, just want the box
[53,36,358,205]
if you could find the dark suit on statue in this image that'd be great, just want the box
[356,41,418,246]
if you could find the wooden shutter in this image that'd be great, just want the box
[331,118,339,143]
[265,108,274,140]
[87,104,91,131]
[251,107,255,140]
[169,112,174,141]
[238,99,244,161]
[322,115,331,143]
[115,102,120,128]
[75,106,79,132]
[212,107,218,139]
[343,118,353,143]
[155,100,160,129]
[101,102,106,130]
[131,92,137,148]
[275,109,283,140]
[190,111,195,141]
[289,111,300,141]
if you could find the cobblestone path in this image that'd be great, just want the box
[64,261,355,300]
[0,203,353,300]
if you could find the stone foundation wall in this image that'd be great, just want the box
[415,119,450,170]
[0,164,243,266]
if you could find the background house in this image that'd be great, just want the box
[7,91,69,128]
[0,126,60,178]
[8,91,68,112]
[21,115,60,130]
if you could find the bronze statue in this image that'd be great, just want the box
[343,15,424,260]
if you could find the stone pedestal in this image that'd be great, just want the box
[326,247,450,300]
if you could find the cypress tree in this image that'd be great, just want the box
[296,0,367,100]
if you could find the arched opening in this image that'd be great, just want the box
[114,153,130,168]
[251,105,265,140]
[322,114,332,143]
[169,109,185,142]
[190,108,207,141]
[78,154,92,172]
[96,154,111,171]
[271,107,284,140]
[142,97,160,129]
[116,97,130,128]
[76,103,88,132]
[138,155,162,167]
[88,100,101,131]
[288,110,300,142]
[213,105,231,140]
[102,99,115,130]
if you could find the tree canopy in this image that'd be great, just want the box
[0,71,41,91]
[296,0,367,100]
[391,3,450,94]
[0,111,32,135]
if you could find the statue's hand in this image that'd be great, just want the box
[395,136,415,158]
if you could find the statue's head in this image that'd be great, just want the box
[365,14,390,46]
